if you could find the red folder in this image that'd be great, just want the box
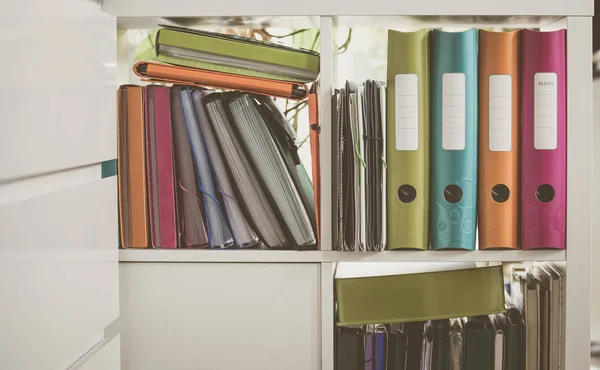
[145,86,178,248]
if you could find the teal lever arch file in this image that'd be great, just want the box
[430,29,478,250]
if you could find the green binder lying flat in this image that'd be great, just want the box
[155,26,320,82]
[335,264,505,326]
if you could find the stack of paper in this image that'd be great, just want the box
[335,80,387,251]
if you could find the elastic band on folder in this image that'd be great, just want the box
[178,180,204,248]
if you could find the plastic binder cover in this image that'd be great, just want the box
[117,85,149,248]
[521,29,566,250]
[463,317,494,370]
[190,89,259,248]
[430,29,478,251]
[334,263,505,326]
[478,30,520,250]
[386,29,430,250]
[180,88,234,249]
[155,25,319,82]
[144,86,178,249]
[170,86,210,248]
[226,94,316,248]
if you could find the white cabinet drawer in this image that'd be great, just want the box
[0,178,119,370]
[0,0,116,182]
[120,263,320,370]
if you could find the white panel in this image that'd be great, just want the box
[76,335,121,370]
[591,79,600,342]
[565,16,592,370]
[0,0,116,182]
[395,74,418,151]
[442,73,466,150]
[120,263,320,370]
[101,0,593,17]
[488,75,512,152]
[0,178,119,370]
[319,16,334,250]
[534,72,558,150]
[321,263,335,370]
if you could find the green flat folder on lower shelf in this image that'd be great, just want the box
[335,264,505,326]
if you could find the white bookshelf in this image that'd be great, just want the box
[0,0,592,369]
[119,249,567,263]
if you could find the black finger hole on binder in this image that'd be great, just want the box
[444,185,463,204]
[536,184,555,203]
[397,185,417,203]
[491,184,510,203]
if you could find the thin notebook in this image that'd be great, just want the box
[204,93,289,249]
[189,88,259,248]
[225,93,316,249]
[170,85,209,248]
[180,87,234,249]
[144,86,177,249]
[117,85,149,248]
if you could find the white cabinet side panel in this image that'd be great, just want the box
[0,178,119,370]
[76,335,121,370]
[120,263,320,370]
[0,0,116,182]
[565,16,592,370]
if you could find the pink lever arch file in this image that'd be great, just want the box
[521,29,566,250]
[145,86,178,249]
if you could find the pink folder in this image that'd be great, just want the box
[145,86,178,249]
[521,29,566,250]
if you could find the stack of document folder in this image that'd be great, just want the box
[334,262,565,370]
[334,27,567,251]
[133,25,320,100]
[334,80,387,252]
[117,85,317,250]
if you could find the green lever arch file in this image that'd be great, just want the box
[335,265,505,326]
[386,29,430,250]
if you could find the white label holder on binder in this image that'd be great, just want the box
[534,72,558,150]
[442,73,466,151]
[489,74,512,152]
[394,74,418,151]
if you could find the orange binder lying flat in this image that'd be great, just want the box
[478,30,520,249]
[133,61,308,100]
[117,85,149,248]
[308,86,320,246]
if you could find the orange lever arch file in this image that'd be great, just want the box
[477,30,520,249]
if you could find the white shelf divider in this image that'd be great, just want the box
[565,16,593,369]
[119,249,566,263]
[319,16,334,251]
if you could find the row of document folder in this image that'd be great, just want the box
[335,28,567,252]
[334,262,565,370]
[117,85,317,249]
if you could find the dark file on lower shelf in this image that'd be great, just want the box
[463,316,494,370]
[336,327,364,370]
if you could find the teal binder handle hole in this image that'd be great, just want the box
[397,184,417,203]
[491,184,510,203]
[536,184,555,203]
[444,184,463,204]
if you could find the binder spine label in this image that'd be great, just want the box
[442,73,466,150]
[489,75,512,152]
[394,74,418,151]
[534,72,558,150]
